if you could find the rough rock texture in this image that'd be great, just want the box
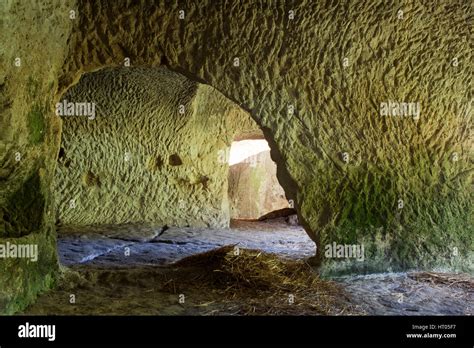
[57,0,473,276]
[1,0,473,313]
[229,150,289,219]
[55,67,257,227]
[0,0,75,314]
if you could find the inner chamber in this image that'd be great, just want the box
[53,66,309,268]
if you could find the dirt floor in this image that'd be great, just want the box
[23,220,473,315]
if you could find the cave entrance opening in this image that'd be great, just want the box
[227,137,296,222]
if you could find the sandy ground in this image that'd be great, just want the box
[23,220,473,315]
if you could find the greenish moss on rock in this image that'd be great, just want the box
[0,230,59,314]
[27,104,46,145]
[1,171,45,238]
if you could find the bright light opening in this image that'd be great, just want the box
[229,139,270,166]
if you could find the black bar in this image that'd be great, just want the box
[0,316,472,346]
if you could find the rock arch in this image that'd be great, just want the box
[58,0,473,273]
[0,0,471,313]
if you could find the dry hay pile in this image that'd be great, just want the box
[408,272,474,290]
[170,245,363,315]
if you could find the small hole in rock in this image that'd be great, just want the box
[169,154,182,166]
[58,147,65,160]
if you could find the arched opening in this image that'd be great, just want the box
[20,65,332,315]
[228,137,292,221]
[51,66,312,272]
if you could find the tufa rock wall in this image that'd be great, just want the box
[55,67,258,227]
[57,0,472,275]
[0,0,75,314]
